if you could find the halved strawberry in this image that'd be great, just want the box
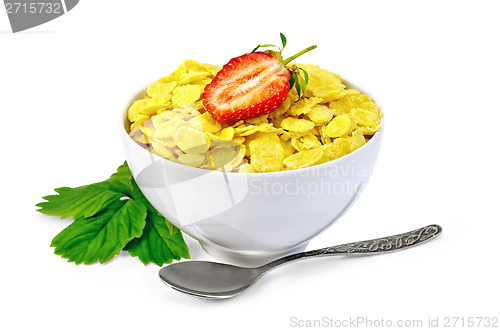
[202,34,316,123]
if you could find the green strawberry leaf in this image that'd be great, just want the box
[123,172,190,266]
[109,162,134,191]
[38,161,190,266]
[124,209,189,266]
[36,180,131,220]
[50,199,147,264]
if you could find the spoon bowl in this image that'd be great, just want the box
[159,261,262,299]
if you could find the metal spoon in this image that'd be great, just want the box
[159,224,442,299]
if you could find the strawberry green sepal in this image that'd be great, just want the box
[288,65,310,102]
[251,33,316,101]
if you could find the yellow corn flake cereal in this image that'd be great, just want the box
[249,132,284,172]
[211,141,235,151]
[242,132,258,157]
[156,105,199,127]
[150,112,166,128]
[299,64,346,102]
[140,104,168,116]
[195,112,222,133]
[319,142,337,160]
[270,116,283,129]
[174,126,210,154]
[218,127,236,141]
[279,131,302,141]
[127,99,148,122]
[281,139,296,158]
[233,123,282,137]
[307,104,335,125]
[283,147,324,169]
[328,89,380,116]
[195,100,205,111]
[161,63,187,83]
[178,72,209,85]
[129,114,150,131]
[308,126,320,136]
[328,99,351,116]
[211,146,239,169]
[257,126,285,135]
[177,60,220,85]
[155,118,190,139]
[358,95,380,113]
[290,137,301,151]
[319,125,331,144]
[158,60,218,85]
[325,114,352,138]
[350,128,366,151]
[232,136,245,145]
[291,133,322,151]
[232,120,245,127]
[184,59,210,72]
[233,124,260,137]
[171,85,204,108]
[350,108,381,127]
[202,63,222,77]
[191,78,212,89]
[223,164,234,172]
[186,116,203,131]
[140,120,155,137]
[280,117,315,133]
[157,104,193,119]
[148,92,172,107]
[287,96,323,116]
[177,104,200,117]
[147,81,177,97]
[238,163,256,173]
[169,60,204,80]
[321,137,351,160]
[245,114,269,125]
[151,141,176,161]
[229,145,245,169]
[178,153,205,168]
[154,137,177,148]
[360,124,382,135]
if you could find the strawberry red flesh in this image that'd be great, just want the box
[202,52,290,123]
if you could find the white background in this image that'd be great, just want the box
[1,1,499,330]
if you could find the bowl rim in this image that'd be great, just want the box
[121,78,384,177]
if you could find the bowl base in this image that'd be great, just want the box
[199,241,310,267]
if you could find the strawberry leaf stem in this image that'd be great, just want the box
[282,45,317,65]
[251,43,277,53]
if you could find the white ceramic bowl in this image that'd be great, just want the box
[121,81,384,267]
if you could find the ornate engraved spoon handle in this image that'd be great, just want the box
[258,224,442,273]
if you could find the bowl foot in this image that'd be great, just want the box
[199,241,310,267]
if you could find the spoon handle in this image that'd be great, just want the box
[259,224,442,273]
